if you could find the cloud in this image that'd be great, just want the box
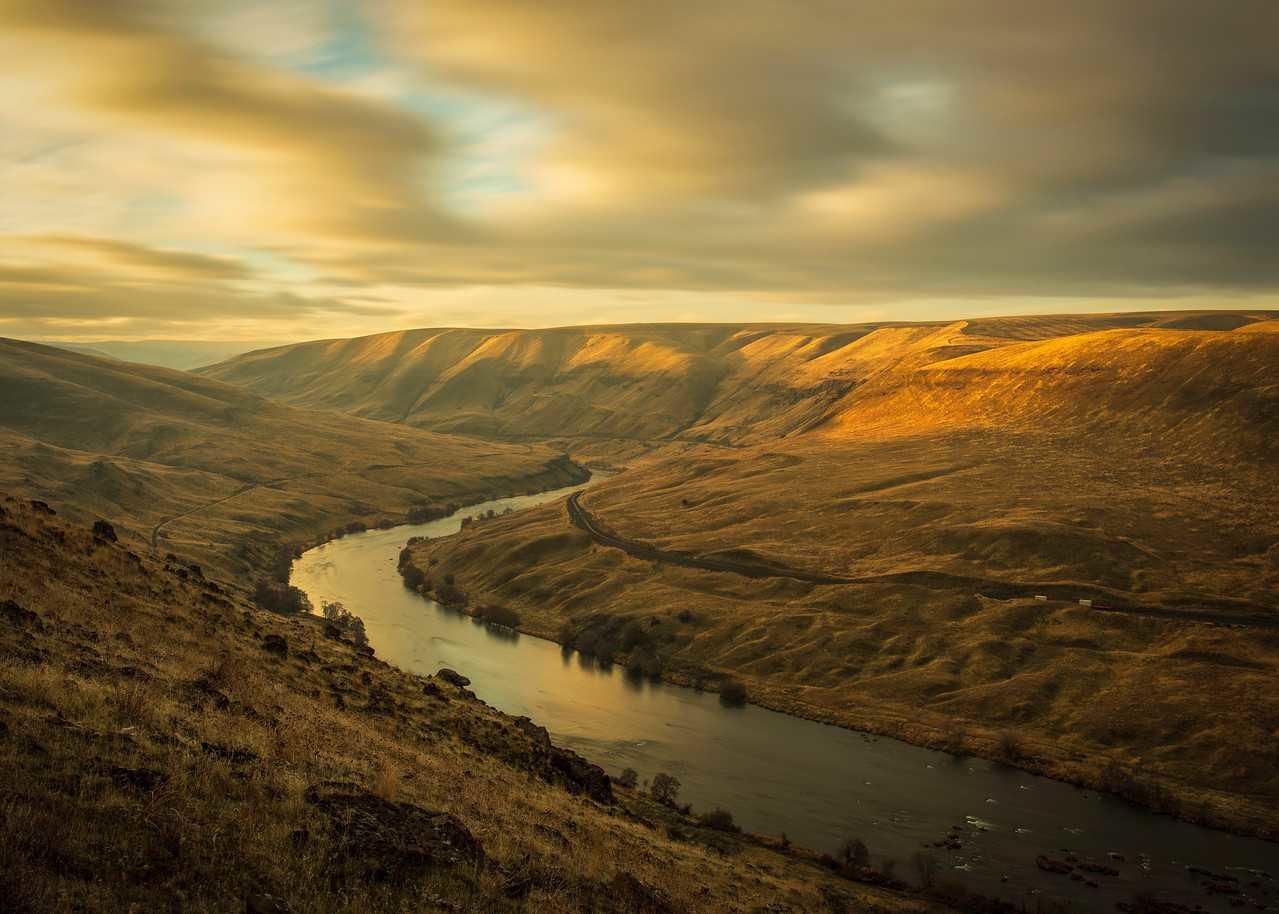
[0,0,1277,340]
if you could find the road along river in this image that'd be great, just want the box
[292,480,1277,912]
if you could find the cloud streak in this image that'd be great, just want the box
[1,0,1277,338]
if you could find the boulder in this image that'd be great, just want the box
[260,633,288,657]
[91,520,118,543]
[304,783,484,885]
[549,746,613,804]
[436,668,471,688]
[0,599,39,630]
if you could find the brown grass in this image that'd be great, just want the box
[0,497,951,914]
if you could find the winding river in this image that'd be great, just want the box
[292,480,1277,912]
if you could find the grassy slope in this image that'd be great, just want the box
[406,323,1279,837]
[0,496,951,914]
[199,310,1278,449]
[0,338,583,582]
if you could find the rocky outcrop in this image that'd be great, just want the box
[436,668,471,688]
[305,782,485,885]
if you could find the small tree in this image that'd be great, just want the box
[700,808,739,833]
[838,836,870,869]
[719,678,747,706]
[650,772,681,806]
[322,601,369,647]
[617,768,638,789]
[997,730,1024,761]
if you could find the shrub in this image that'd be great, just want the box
[838,836,870,869]
[617,768,638,789]
[401,563,426,590]
[479,604,520,629]
[435,582,468,607]
[650,772,681,806]
[719,678,747,706]
[699,808,739,833]
[253,581,311,615]
[997,730,1024,761]
[322,601,369,647]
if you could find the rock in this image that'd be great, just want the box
[29,499,55,515]
[190,677,231,710]
[549,746,613,804]
[245,892,290,914]
[261,634,288,657]
[1036,854,1074,875]
[304,783,485,885]
[513,716,552,750]
[0,599,39,629]
[437,668,470,688]
[581,873,672,914]
[91,520,118,543]
[107,766,167,792]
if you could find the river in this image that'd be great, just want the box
[292,480,1277,912]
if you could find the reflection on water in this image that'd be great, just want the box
[293,481,1278,912]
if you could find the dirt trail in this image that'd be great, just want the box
[565,492,1278,629]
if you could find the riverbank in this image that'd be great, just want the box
[400,495,1279,846]
[2,495,960,914]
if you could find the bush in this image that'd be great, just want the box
[617,768,638,789]
[699,808,739,833]
[997,730,1024,761]
[253,581,311,615]
[838,836,870,869]
[479,604,520,629]
[650,772,681,806]
[719,678,747,706]
[435,582,468,607]
[322,601,369,647]
[401,563,427,590]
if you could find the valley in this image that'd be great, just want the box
[203,313,1279,839]
[4,310,1277,911]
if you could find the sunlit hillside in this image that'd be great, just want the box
[201,311,1278,451]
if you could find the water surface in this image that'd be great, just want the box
[292,481,1277,912]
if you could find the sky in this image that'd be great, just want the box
[2,0,1278,342]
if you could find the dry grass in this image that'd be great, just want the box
[0,337,586,583]
[0,497,949,914]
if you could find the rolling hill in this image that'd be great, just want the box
[0,338,585,584]
[199,310,1278,453]
[225,312,1276,837]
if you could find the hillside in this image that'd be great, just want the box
[383,319,1279,837]
[38,340,280,371]
[0,338,585,583]
[0,496,959,914]
[199,310,1279,452]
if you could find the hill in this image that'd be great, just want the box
[0,338,585,583]
[379,318,1279,837]
[199,310,1278,453]
[0,496,958,913]
[36,339,281,370]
